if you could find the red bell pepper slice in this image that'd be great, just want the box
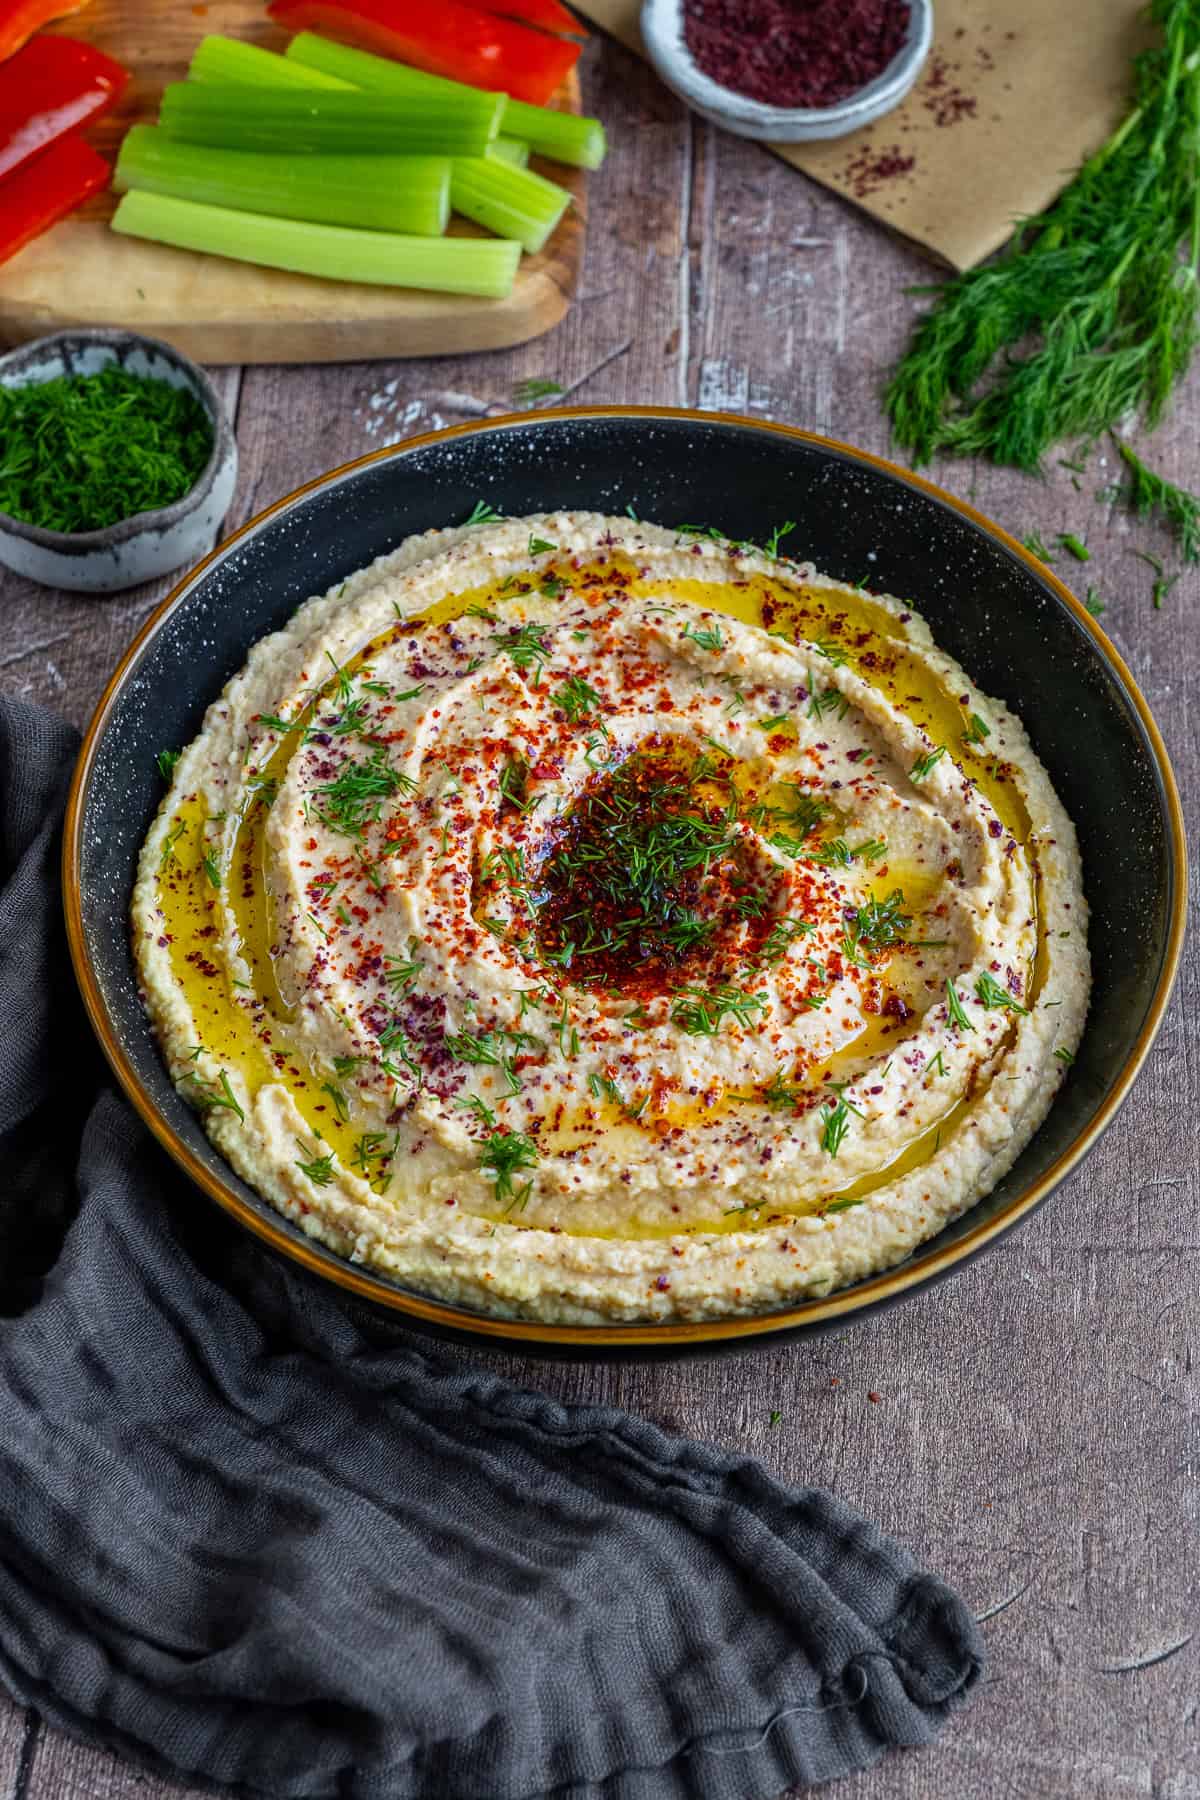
[0,0,91,66]
[473,0,584,35]
[0,131,108,264]
[266,0,579,105]
[0,36,127,182]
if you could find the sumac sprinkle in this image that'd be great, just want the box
[683,0,911,111]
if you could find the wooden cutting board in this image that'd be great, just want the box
[0,0,586,363]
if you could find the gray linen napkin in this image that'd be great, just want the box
[0,694,983,1799]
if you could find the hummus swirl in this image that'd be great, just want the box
[133,513,1089,1323]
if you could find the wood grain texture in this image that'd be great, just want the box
[2,29,1198,1800]
[0,0,585,362]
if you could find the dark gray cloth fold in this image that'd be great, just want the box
[0,694,983,1799]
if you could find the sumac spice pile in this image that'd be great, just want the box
[683,0,910,110]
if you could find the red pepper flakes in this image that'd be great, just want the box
[682,0,910,110]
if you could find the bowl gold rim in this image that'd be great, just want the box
[63,405,1189,1350]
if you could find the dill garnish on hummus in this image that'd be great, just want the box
[133,513,1089,1323]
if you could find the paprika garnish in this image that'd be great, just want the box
[682,0,910,110]
[0,35,128,183]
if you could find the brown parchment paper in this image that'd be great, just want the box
[573,0,1152,269]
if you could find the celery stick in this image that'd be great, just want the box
[500,99,606,171]
[159,84,501,158]
[285,34,606,169]
[111,192,522,296]
[115,126,449,237]
[189,35,352,90]
[490,138,531,169]
[450,159,569,254]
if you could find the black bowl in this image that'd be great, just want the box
[65,408,1187,1351]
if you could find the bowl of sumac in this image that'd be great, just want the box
[641,0,933,142]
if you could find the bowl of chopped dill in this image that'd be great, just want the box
[0,329,237,594]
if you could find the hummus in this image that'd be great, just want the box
[133,512,1089,1323]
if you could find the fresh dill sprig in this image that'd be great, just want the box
[478,1128,538,1209]
[1113,437,1200,564]
[886,0,1200,471]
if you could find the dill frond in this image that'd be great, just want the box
[886,0,1200,472]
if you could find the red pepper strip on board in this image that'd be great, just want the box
[0,0,90,65]
[0,35,127,182]
[266,0,579,105]
[0,131,108,264]
[472,0,584,35]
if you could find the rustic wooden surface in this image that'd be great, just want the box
[0,0,585,362]
[2,28,1197,1800]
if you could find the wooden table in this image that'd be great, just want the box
[2,30,1197,1800]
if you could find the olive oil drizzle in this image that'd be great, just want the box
[154,552,1046,1229]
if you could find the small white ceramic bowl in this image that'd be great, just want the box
[0,329,237,594]
[641,0,933,142]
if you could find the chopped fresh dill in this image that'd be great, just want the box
[478,1128,538,1208]
[444,1026,537,1096]
[818,1097,852,1157]
[670,983,766,1035]
[1022,532,1055,563]
[848,889,912,950]
[320,1081,349,1122]
[852,838,888,863]
[457,1092,498,1130]
[975,972,1029,1014]
[528,534,556,554]
[384,952,420,992]
[552,674,603,722]
[495,622,553,681]
[962,713,990,746]
[498,756,538,813]
[202,851,221,890]
[910,745,947,781]
[156,747,180,780]
[463,500,502,526]
[294,1142,336,1186]
[313,750,414,838]
[1054,1045,1076,1066]
[180,1066,244,1123]
[757,916,815,963]
[0,364,213,532]
[681,620,724,652]
[1057,532,1090,562]
[945,977,975,1031]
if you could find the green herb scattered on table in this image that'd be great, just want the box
[0,365,213,534]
